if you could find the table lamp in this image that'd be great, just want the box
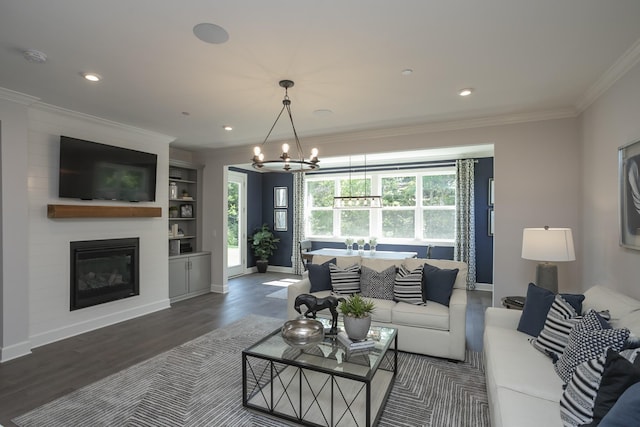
[521,226,575,293]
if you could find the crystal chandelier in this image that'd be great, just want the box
[251,80,319,172]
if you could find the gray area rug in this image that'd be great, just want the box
[14,315,489,426]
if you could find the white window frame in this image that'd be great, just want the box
[304,167,455,244]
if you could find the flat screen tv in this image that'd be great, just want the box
[59,136,158,202]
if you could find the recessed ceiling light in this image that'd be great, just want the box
[458,88,474,97]
[193,23,229,44]
[223,125,233,131]
[23,49,47,63]
[82,72,101,82]
[401,68,413,76]
[313,109,333,117]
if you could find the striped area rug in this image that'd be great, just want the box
[13,315,489,427]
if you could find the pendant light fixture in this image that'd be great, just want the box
[252,80,320,172]
[333,155,382,209]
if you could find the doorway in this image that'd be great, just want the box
[227,170,247,277]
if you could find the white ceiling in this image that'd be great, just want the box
[1,1,640,152]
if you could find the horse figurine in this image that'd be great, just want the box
[294,294,345,335]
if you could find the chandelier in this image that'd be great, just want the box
[333,155,382,209]
[252,80,319,172]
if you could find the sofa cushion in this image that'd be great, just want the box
[308,258,336,293]
[583,285,640,325]
[532,295,580,358]
[517,283,585,337]
[393,265,424,305]
[555,310,630,383]
[360,257,399,272]
[360,265,395,300]
[329,263,360,295]
[421,263,459,306]
[494,387,562,427]
[313,254,361,269]
[392,300,449,330]
[367,298,395,323]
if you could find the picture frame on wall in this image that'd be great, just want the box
[489,178,495,206]
[274,209,287,231]
[488,209,494,236]
[619,139,640,250]
[274,187,288,208]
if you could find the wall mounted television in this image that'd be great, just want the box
[59,136,158,202]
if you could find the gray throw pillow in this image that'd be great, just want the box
[360,265,395,300]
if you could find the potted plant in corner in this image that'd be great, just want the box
[250,224,280,273]
[339,294,376,341]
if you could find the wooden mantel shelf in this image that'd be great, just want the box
[47,204,162,219]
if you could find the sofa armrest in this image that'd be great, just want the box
[485,307,522,330]
[448,288,467,360]
[287,278,312,319]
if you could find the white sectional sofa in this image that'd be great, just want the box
[287,256,468,361]
[483,285,640,427]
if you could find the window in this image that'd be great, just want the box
[305,168,456,242]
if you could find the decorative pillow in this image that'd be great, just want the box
[517,283,585,337]
[560,352,608,427]
[308,258,336,293]
[590,348,640,424]
[532,295,580,358]
[421,263,459,306]
[360,265,395,300]
[329,263,360,295]
[598,382,640,427]
[393,265,424,305]
[554,310,630,383]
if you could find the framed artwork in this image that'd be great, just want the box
[180,204,193,218]
[489,178,495,206]
[619,139,640,249]
[274,187,288,208]
[488,209,494,236]
[274,209,287,231]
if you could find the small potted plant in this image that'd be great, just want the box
[250,224,280,273]
[369,237,377,254]
[345,237,354,254]
[339,294,376,341]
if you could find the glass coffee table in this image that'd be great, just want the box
[242,319,398,427]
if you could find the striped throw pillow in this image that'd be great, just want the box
[329,263,361,295]
[393,265,424,305]
[531,295,581,358]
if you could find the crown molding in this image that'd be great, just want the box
[0,87,40,105]
[301,107,577,146]
[30,102,176,144]
[576,37,640,113]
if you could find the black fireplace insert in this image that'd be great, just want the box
[70,237,139,310]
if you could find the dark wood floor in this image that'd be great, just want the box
[0,273,491,426]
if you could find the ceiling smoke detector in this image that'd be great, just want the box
[23,49,47,64]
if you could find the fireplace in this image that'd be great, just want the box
[70,238,139,310]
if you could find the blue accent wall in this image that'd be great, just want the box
[474,157,494,283]
[261,173,294,267]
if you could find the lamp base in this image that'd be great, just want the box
[535,263,558,293]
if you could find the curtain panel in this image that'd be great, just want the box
[455,159,477,290]
[292,172,306,275]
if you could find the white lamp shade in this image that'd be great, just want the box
[521,228,575,262]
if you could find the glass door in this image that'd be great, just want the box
[227,170,246,277]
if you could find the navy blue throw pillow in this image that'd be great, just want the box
[591,349,640,424]
[598,382,640,427]
[516,283,585,337]
[308,258,336,293]
[421,263,459,306]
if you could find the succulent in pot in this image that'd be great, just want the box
[339,294,376,341]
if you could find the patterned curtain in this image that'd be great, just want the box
[292,172,306,275]
[455,159,477,290]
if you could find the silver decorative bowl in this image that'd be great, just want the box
[281,319,325,348]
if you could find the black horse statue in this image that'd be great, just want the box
[294,293,344,335]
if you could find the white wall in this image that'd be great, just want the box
[580,60,640,300]
[200,116,581,306]
[0,102,174,358]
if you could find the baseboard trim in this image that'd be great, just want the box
[29,299,171,350]
[0,340,33,363]
[474,283,494,292]
[211,283,229,294]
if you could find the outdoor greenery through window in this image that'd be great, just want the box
[305,168,456,242]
